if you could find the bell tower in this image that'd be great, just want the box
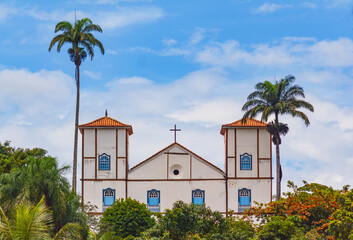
[79,112,133,212]
[221,118,272,213]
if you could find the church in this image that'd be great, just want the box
[79,114,272,215]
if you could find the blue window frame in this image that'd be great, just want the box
[192,189,205,205]
[99,153,111,170]
[240,153,252,170]
[147,189,160,212]
[103,188,115,206]
[238,188,251,212]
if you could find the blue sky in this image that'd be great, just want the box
[1,0,353,193]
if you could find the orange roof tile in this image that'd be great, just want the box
[220,118,268,135]
[79,116,133,135]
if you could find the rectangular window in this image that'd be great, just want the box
[192,189,205,205]
[238,188,251,213]
[99,153,111,170]
[103,188,115,211]
[147,189,160,212]
[240,153,252,170]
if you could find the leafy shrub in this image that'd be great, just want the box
[100,198,155,238]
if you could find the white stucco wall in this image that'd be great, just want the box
[97,129,116,179]
[129,154,168,179]
[128,180,226,212]
[236,129,258,178]
[259,129,271,158]
[83,129,95,157]
[83,181,126,212]
[227,179,271,212]
[259,160,271,178]
[117,129,126,157]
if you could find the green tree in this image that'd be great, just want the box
[0,140,47,174]
[48,18,105,192]
[256,216,297,240]
[242,75,314,200]
[0,197,81,240]
[100,198,155,239]
[0,156,88,235]
[328,188,353,240]
[143,201,229,240]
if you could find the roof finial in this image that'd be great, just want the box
[105,109,108,117]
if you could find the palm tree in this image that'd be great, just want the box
[0,156,84,233]
[48,18,105,192]
[241,75,314,200]
[0,197,81,240]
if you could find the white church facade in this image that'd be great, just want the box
[79,114,272,215]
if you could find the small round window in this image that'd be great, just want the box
[173,169,179,175]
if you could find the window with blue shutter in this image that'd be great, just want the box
[99,153,111,170]
[240,153,252,170]
[192,189,205,205]
[147,189,160,212]
[103,188,115,206]
[238,188,251,212]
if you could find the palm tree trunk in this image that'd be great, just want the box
[72,64,80,193]
[275,137,281,201]
[274,112,281,201]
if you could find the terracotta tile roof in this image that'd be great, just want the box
[79,116,133,135]
[220,118,268,135]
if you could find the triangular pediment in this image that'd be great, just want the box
[129,142,225,180]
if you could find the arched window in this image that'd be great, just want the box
[192,189,205,205]
[240,153,252,170]
[238,188,251,212]
[103,188,115,207]
[99,153,111,170]
[147,189,160,212]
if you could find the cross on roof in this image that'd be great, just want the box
[170,124,181,143]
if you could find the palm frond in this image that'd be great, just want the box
[14,197,52,240]
[54,21,72,33]
[83,24,103,33]
[94,38,105,55]
[0,207,14,240]
[53,222,82,240]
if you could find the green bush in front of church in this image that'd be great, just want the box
[140,201,255,240]
[99,197,156,239]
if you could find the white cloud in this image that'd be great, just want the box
[95,6,164,29]
[0,68,75,167]
[189,28,205,45]
[196,40,294,67]
[160,47,190,56]
[325,0,353,8]
[107,76,153,86]
[300,2,318,8]
[162,38,177,46]
[195,37,353,69]
[1,4,164,30]
[83,70,101,80]
[0,3,17,22]
[254,3,292,13]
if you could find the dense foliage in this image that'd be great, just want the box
[0,197,81,240]
[0,140,47,174]
[100,198,155,239]
[0,141,89,238]
[141,201,255,240]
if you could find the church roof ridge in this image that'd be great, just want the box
[79,116,133,135]
[220,118,268,135]
[129,142,225,176]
